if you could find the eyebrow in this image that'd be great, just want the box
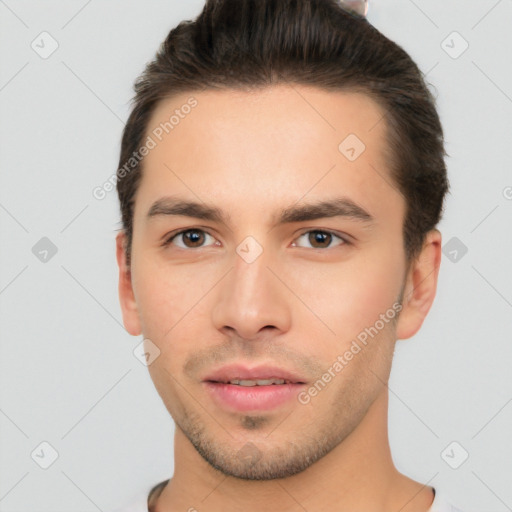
[146,196,375,226]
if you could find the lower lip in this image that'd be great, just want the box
[203,382,305,412]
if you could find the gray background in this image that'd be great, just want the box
[1,1,511,510]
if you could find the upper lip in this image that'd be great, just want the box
[202,364,307,384]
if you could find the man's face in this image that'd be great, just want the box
[118,85,410,479]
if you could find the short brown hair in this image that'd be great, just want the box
[116,0,449,267]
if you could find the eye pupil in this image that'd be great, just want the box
[184,230,204,247]
[309,231,331,248]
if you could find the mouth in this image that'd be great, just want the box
[203,364,307,385]
[202,365,307,412]
[205,378,302,386]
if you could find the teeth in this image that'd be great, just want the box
[229,378,286,386]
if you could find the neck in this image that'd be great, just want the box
[155,389,434,512]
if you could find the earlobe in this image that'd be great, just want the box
[115,231,142,336]
[395,229,442,340]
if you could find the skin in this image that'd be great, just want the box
[116,85,442,512]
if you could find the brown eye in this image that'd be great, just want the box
[181,230,205,247]
[309,231,332,248]
[165,229,216,249]
[293,230,347,249]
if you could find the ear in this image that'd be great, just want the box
[396,229,442,340]
[116,231,142,336]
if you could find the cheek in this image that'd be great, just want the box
[130,257,182,339]
[289,249,404,342]
[131,256,217,347]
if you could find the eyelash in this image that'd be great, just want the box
[161,228,351,250]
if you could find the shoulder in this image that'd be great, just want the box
[428,489,467,512]
[111,479,170,512]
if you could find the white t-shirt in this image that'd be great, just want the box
[112,481,466,512]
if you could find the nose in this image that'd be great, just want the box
[211,243,292,341]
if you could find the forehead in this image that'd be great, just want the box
[134,85,402,225]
